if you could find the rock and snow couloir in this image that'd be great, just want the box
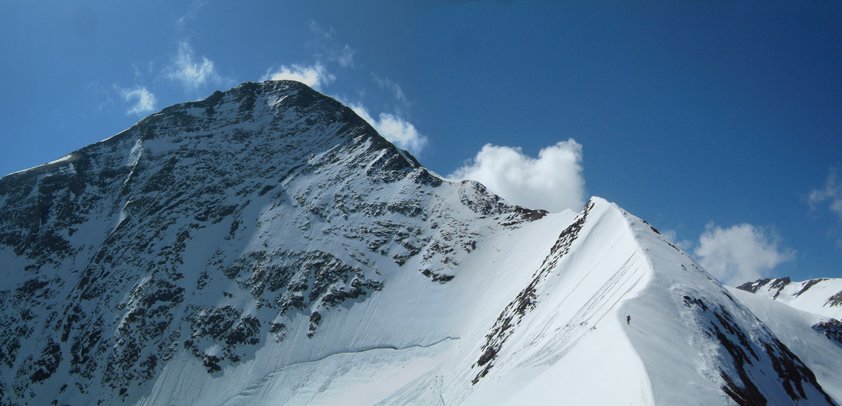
[0,80,838,405]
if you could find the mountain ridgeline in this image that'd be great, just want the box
[1,81,839,405]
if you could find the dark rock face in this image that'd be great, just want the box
[420,269,455,283]
[813,319,842,347]
[828,291,842,307]
[735,281,765,294]
[794,279,827,297]
[223,249,383,318]
[0,80,544,404]
[185,306,261,372]
[736,277,791,298]
[29,340,61,383]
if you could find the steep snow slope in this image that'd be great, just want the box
[137,208,579,406]
[1,80,837,405]
[620,214,836,406]
[729,287,842,401]
[149,197,820,406]
[737,277,842,320]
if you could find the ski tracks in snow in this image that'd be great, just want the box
[521,252,647,367]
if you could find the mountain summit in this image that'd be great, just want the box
[1,81,839,405]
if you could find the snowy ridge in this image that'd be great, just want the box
[1,80,839,405]
[455,198,654,405]
[621,209,836,406]
[736,277,842,320]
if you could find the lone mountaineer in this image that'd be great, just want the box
[626,315,631,325]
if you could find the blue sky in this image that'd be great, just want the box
[2,0,841,284]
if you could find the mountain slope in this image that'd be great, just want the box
[0,81,837,405]
[620,215,836,406]
[728,286,842,402]
[736,277,842,320]
[0,80,544,405]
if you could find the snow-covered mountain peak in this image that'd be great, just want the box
[133,79,419,170]
[0,80,546,404]
[1,82,839,405]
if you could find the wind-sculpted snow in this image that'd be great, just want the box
[472,200,593,384]
[622,212,836,406]
[1,81,839,405]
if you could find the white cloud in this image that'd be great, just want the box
[448,140,585,213]
[261,63,335,90]
[166,41,220,90]
[308,20,334,40]
[121,86,157,116]
[694,223,794,285]
[176,0,207,30]
[337,44,355,68]
[810,170,842,249]
[307,20,355,67]
[347,103,428,154]
[809,170,842,220]
[261,24,423,154]
[373,75,409,108]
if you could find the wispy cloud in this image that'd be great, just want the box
[87,81,115,112]
[308,20,355,67]
[308,20,335,40]
[166,41,221,91]
[373,75,409,111]
[449,140,585,213]
[121,86,157,116]
[809,169,842,249]
[337,44,355,68]
[176,0,207,30]
[347,102,428,155]
[261,63,335,90]
[694,223,794,285]
[809,170,842,220]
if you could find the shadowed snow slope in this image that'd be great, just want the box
[729,287,842,402]
[0,81,838,405]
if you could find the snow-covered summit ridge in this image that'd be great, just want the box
[616,204,838,405]
[736,277,842,320]
[0,80,838,405]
